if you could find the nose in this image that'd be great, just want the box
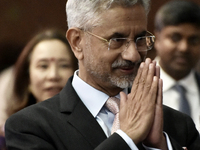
[177,39,189,52]
[47,65,61,81]
[121,41,142,62]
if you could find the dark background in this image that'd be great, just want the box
[1,0,200,72]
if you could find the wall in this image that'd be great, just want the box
[1,0,200,71]
[0,0,67,71]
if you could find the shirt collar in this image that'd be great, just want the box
[72,70,127,118]
[155,57,198,93]
[179,71,198,94]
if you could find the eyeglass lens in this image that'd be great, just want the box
[109,36,155,51]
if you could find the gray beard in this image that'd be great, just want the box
[89,68,136,89]
[109,74,134,88]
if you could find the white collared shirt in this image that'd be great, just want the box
[155,57,200,131]
[72,70,172,150]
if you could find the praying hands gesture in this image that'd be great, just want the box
[119,58,168,150]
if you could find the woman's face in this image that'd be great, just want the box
[29,39,75,102]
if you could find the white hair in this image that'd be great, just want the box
[66,0,151,31]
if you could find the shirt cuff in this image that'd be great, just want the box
[116,130,173,150]
[143,132,173,150]
[116,129,138,150]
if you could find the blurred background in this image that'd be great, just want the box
[1,0,200,72]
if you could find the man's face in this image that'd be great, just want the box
[155,24,200,79]
[79,4,147,95]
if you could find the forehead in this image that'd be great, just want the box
[93,4,147,35]
[30,40,71,61]
[161,24,200,36]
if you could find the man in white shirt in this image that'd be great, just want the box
[154,0,200,132]
[5,0,200,150]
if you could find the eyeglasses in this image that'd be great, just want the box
[86,31,155,52]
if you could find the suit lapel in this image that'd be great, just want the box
[195,72,200,91]
[194,72,200,103]
[68,101,107,147]
[59,77,107,148]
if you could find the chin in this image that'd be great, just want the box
[117,81,133,89]
[110,76,134,89]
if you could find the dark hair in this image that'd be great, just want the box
[154,0,200,31]
[9,29,78,115]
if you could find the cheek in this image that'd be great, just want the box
[192,48,200,56]
[29,71,44,95]
[60,69,74,83]
[156,39,176,56]
[191,49,200,63]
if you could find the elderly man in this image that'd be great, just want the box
[5,0,200,150]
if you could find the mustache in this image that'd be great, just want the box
[111,59,142,68]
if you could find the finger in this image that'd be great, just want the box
[135,58,152,93]
[148,76,159,104]
[143,78,164,147]
[157,79,163,105]
[141,62,156,99]
[155,65,160,78]
[130,58,152,101]
[130,61,144,94]
[152,60,160,78]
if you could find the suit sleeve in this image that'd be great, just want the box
[163,106,200,150]
[5,112,56,150]
[94,133,131,150]
[170,116,200,150]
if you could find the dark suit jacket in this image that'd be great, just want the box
[5,77,200,150]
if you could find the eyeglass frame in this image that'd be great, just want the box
[85,30,155,52]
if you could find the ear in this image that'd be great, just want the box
[66,28,84,60]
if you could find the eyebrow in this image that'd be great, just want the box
[136,30,147,37]
[36,58,69,62]
[110,32,126,38]
[109,30,147,39]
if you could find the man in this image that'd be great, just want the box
[5,0,200,150]
[154,0,200,131]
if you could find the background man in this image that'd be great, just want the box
[154,0,200,131]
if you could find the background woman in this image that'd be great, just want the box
[0,29,78,137]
